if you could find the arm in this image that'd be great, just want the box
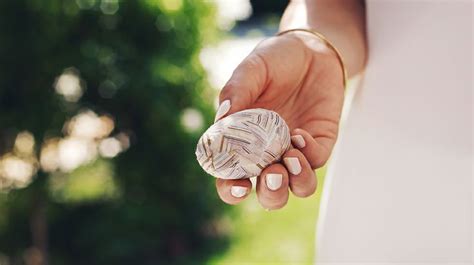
[280,0,367,77]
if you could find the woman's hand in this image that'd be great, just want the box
[214,31,345,210]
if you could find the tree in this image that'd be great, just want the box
[0,1,227,264]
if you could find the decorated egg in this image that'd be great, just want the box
[195,108,290,179]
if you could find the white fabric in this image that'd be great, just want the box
[316,1,473,264]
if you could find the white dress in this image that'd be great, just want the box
[316,1,473,264]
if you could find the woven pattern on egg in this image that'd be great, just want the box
[196,108,291,179]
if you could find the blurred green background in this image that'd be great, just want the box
[0,1,325,264]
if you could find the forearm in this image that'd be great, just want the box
[280,0,367,77]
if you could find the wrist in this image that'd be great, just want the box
[278,30,332,53]
[279,0,367,77]
[277,29,347,88]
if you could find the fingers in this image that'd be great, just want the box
[283,148,317,198]
[215,129,323,207]
[215,151,316,207]
[215,52,268,121]
[216,178,252,205]
[256,163,290,210]
[291,128,333,169]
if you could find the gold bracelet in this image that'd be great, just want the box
[277,28,348,89]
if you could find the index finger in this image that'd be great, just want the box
[215,52,268,121]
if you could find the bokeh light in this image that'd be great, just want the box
[0,154,37,189]
[200,37,263,90]
[14,131,35,156]
[40,138,60,173]
[38,109,123,174]
[57,137,97,173]
[76,0,96,10]
[54,68,84,103]
[214,0,252,29]
[181,108,204,133]
[99,137,122,158]
[159,0,183,13]
[66,110,114,139]
[100,0,119,15]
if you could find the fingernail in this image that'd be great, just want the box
[215,99,231,122]
[291,135,306,148]
[231,186,247,198]
[284,157,302,175]
[266,173,283,191]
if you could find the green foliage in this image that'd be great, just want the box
[48,159,120,203]
[0,0,226,264]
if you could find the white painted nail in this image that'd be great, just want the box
[291,135,306,148]
[284,157,302,175]
[266,173,283,191]
[231,186,247,198]
[215,99,231,122]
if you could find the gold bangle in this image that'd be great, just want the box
[277,28,348,89]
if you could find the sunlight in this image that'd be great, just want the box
[40,138,60,173]
[200,37,263,89]
[214,0,252,29]
[58,137,97,172]
[160,0,182,13]
[39,109,125,173]
[54,68,84,102]
[66,110,114,139]
[0,154,37,189]
[181,108,204,133]
[14,131,35,156]
[99,137,122,158]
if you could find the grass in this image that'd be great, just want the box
[208,168,326,265]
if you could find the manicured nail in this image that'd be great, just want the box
[215,99,231,122]
[231,186,247,198]
[284,157,302,175]
[291,135,306,148]
[266,173,283,191]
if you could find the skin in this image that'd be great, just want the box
[215,0,367,210]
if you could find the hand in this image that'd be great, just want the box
[214,31,345,210]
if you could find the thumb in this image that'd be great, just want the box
[215,53,268,122]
